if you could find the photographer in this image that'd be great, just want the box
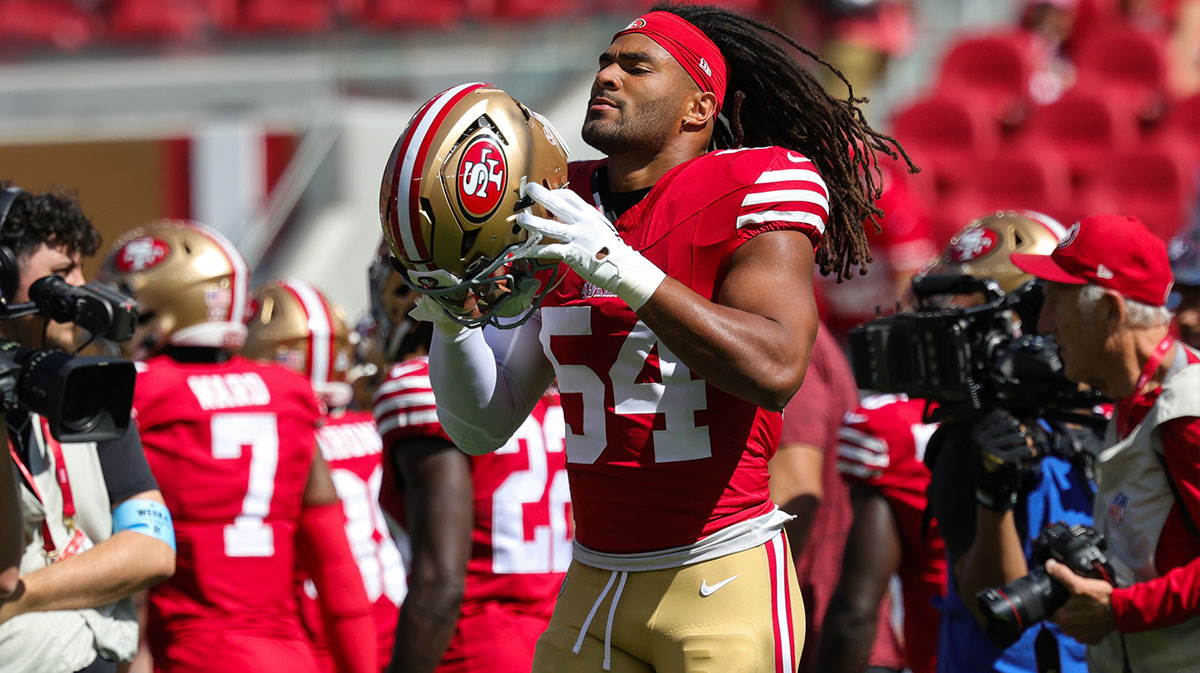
[1012,214,1200,673]
[0,185,175,673]
[916,213,1100,673]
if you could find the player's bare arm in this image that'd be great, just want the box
[0,489,174,624]
[639,229,818,410]
[387,436,473,673]
[769,439,826,556]
[817,487,903,673]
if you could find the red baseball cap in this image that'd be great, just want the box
[1010,214,1173,307]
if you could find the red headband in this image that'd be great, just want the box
[614,11,728,114]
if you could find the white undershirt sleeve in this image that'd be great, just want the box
[427,311,556,454]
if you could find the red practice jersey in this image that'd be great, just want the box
[132,355,322,663]
[837,394,947,673]
[374,357,569,615]
[543,149,827,553]
[298,410,406,672]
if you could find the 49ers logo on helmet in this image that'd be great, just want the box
[114,237,170,272]
[948,228,999,263]
[456,137,507,223]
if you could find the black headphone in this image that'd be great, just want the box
[0,186,25,302]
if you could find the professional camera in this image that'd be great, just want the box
[849,274,1090,418]
[0,275,138,443]
[976,522,1115,646]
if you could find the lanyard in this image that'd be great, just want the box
[1118,335,1175,437]
[7,419,76,554]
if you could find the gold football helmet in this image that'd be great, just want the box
[935,210,1066,294]
[243,278,354,409]
[98,219,249,360]
[379,82,569,328]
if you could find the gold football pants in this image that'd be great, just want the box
[532,533,805,673]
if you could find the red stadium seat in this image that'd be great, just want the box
[935,32,1036,123]
[967,150,1073,217]
[358,0,465,29]
[107,0,211,41]
[239,0,335,33]
[1082,149,1197,240]
[0,0,98,50]
[1016,91,1140,189]
[1074,25,1168,111]
[891,96,1001,201]
[1150,94,1200,164]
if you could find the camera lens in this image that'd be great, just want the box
[976,568,1070,647]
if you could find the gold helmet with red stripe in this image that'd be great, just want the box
[379,82,569,328]
[934,210,1067,294]
[98,219,249,360]
[243,278,354,409]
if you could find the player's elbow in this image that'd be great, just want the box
[409,575,465,623]
[757,368,807,412]
[436,408,510,455]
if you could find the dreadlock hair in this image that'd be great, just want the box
[651,2,916,281]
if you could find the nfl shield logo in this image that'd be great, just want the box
[1110,492,1129,526]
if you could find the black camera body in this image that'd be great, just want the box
[976,522,1115,646]
[849,274,1091,418]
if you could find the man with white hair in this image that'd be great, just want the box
[1012,213,1200,673]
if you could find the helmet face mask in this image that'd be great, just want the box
[380,82,570,328]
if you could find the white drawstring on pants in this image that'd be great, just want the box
[572,569,629,671]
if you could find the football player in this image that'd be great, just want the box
[366,253,570,673]
[243,278,407,673]
[818,394,946,673]
[380,4,909,672]
[99,221,375,673]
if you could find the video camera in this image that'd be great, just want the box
[848,274,1101,422]
[976,522,1115,646]
[0,275,137,443]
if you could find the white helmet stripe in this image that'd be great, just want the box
[395,82,486,266]
[184,221,249,325]
[284,279,332,387]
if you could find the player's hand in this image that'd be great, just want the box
[973,409,1037,512]
[516,183,665,310]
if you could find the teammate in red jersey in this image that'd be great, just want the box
[243,278,407,673]
[98,221,375,673]
[818,394,947,673]
[379,4,910,671]
[366,255,569,673]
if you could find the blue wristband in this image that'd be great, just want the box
[112,499,176,551]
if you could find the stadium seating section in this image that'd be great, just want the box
[893,20,1199,248]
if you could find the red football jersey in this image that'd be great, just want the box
[542,149,827,553]
[298,410,406,672]
[132,355,322,653]
[837,394,946,673]
[374,357,569,615]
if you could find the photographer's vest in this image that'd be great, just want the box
[0,414,138,673]
[1091,347,1200,673]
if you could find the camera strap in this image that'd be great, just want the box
[1033,625,1060,673]
[1117,335,1174,437]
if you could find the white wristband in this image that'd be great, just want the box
[607,245,667,311]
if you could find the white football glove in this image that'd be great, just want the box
[409,296,469,339]
[516,183,666,310]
